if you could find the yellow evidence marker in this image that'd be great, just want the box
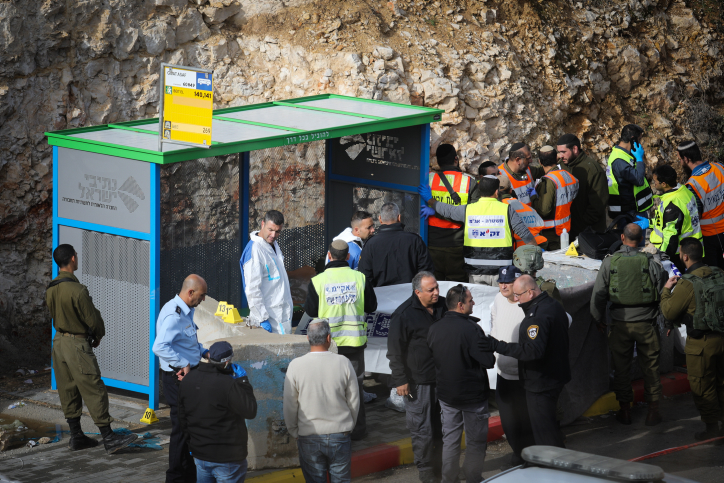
[565,242,579,257]
[141,408,159,424]
[215,302,243,324]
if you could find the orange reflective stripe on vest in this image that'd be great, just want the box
[428,170,473,229]
[500,165,535,206]
[687,162,724,236]
[542,170,580,235]
[502,198,547,248]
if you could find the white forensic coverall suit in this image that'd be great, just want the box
[240,231,293,334]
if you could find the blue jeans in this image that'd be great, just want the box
[194,458,247,483]
[297,433,352,483]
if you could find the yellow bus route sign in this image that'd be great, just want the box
[158,63,213,150]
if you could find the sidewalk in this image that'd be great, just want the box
[0,372,691,483]
[249,372,691,483]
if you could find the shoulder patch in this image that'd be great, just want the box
[175,306,182,314]
[527,325,539,340]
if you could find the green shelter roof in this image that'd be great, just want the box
[45,94,443,164]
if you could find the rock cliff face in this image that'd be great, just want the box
[0,0,722,370]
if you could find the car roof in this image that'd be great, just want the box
[485,466,700,483]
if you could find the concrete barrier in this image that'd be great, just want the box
[193,296,322,470]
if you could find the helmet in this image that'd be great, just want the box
[513,245,544,273]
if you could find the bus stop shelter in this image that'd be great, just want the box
[45,94,443,409]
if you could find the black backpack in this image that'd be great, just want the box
[577,215,635,260]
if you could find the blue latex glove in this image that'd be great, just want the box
[260,320,273,333]
[634,215,650,230]
[526,186,538,199]
[420,206,435,220]
[231,363,247,379]
[418,184,433,203]
[540,248,545,252]
[631,141,645,163]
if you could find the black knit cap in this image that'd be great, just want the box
[436,144,457,164]
[556,133,580,148]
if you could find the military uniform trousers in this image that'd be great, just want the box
[609,319,662,403]
[52,333,111,426]
[685,333,724,424]
[429,246,468,283]
[404,383,443,478]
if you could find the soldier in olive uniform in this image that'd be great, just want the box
[512,245,562,305]
[661,237,724,441]
[591,224,667,426]
[48,244,137,454]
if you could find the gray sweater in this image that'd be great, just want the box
[283,351,359,438]
[431,198,535,244]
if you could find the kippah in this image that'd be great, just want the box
[436,144,457,163]
[331,239,348,251]
[540,145,555,153]
[510,142,527,152]
[557,133,579,146]
[677,141,697,151]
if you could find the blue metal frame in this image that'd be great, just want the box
[148,163,161,409]
[51,147,58,390]
[51,148,160,408]
[325,139,332,246]
[419,124,431,244]
[240,151,250,309]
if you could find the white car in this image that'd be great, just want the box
[484,446,698,483]
[197,78,211,86]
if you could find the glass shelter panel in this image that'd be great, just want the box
[248,142,326,272]
[160,155,241,308]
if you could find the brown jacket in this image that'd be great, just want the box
[46,272,105,338]
[561,152,608,236]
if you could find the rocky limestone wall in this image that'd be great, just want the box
[1,0,723,371]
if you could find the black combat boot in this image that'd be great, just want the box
[615,401,632,425]
[694,422,720,441]
[644,401,663,426]
[67,417,99,451]
[99,425,138,455]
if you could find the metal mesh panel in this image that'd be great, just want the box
[248,143,326,271]
[160,155,241,307]
[80,230,150,385]
[352,186,420,234]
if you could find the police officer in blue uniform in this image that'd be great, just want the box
[153,274,210,483]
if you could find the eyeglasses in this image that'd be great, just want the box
[513,288,534,298]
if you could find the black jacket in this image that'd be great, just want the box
[178,363,257,463]
[358,223,434,287]
[427,311,496,406]
[386,293,447,387]
[493,292,571,393]
[305,260,378,355]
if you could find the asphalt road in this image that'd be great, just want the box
[353,393,724,483]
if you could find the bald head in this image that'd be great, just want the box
[622,223,643,247]
[512,274,541,303]
[180,274,208,308]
